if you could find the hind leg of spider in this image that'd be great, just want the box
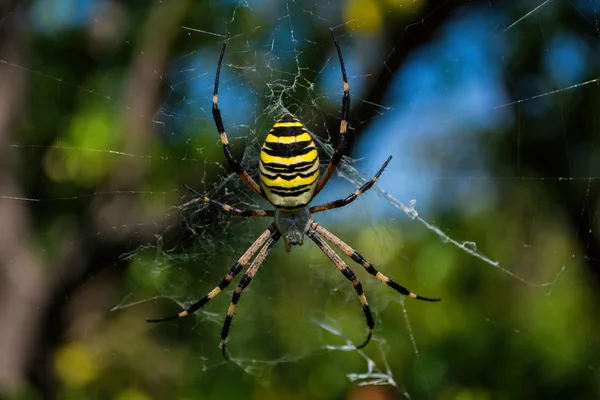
[310,221,440,302]
[212,42,266,199]
[183,184,274,217]
[146,225,276,323]
[306,227,374,349]
[220,230,282,359]
[310,156,392,214]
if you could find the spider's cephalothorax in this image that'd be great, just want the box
[274,206,311,250]
[148,30,440,360]
[259,113,320,210]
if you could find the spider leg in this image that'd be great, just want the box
[147,224,277,323]
[183,184,274,217]
[305,226,374,349]
[221,230,282,360]
[310,156,392,214]
[313,29,351,198]
[311,221,440,302]
[212,42,267,199]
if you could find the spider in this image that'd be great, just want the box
[148,30,440,359]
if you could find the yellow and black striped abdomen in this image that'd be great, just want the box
[259,113,320,209]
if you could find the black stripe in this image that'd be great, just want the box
[330,151,343,166]
[221,316,232,339]
[262,142,315,157]
[352,282,374,329]
[362,303,374,329]
[387,280,410,296]
[271,230,283,242]
[268,187,312,197]
[323,199,345,210]
[363,264,377,276]
[349,252,378,276]
[351,281,375,329]
[223,144,242,173]
[229,263,243,278]
[212,104,225,134]
[354,282,364,296]
[264,182,313,192]
[217,276,232,290]
[348,252,364,265]
[341,267,356,281]
[231,290,241,305]
[270,125,306,137]
[238,275,252,290]
[187,295,211,313]
[260,169,318,181]
[261,160,316,172]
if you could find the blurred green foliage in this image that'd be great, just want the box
[3,0,600,399]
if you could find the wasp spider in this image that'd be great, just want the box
[148,30,440,359]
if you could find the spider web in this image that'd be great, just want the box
[1,0,599,398]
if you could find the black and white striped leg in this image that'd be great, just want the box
[146,225,277,323]
[183,184,274,217]
[306,228,374,349]
[212,42,267,199]
[314,29,351,197]
[310,156,392,214]
[221,230,282,360]
[311,221,440,302]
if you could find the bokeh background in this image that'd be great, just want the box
[1,0,599,399]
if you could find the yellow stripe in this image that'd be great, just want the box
[359,293,368,306]
[260,169,319,188]
[265,132,312,144]
[260,149,317,165]
[272,121,303,128]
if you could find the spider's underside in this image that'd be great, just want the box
[275,207,311,248]
[147,30,440,360]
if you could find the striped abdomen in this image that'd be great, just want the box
[259,113,320,209]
